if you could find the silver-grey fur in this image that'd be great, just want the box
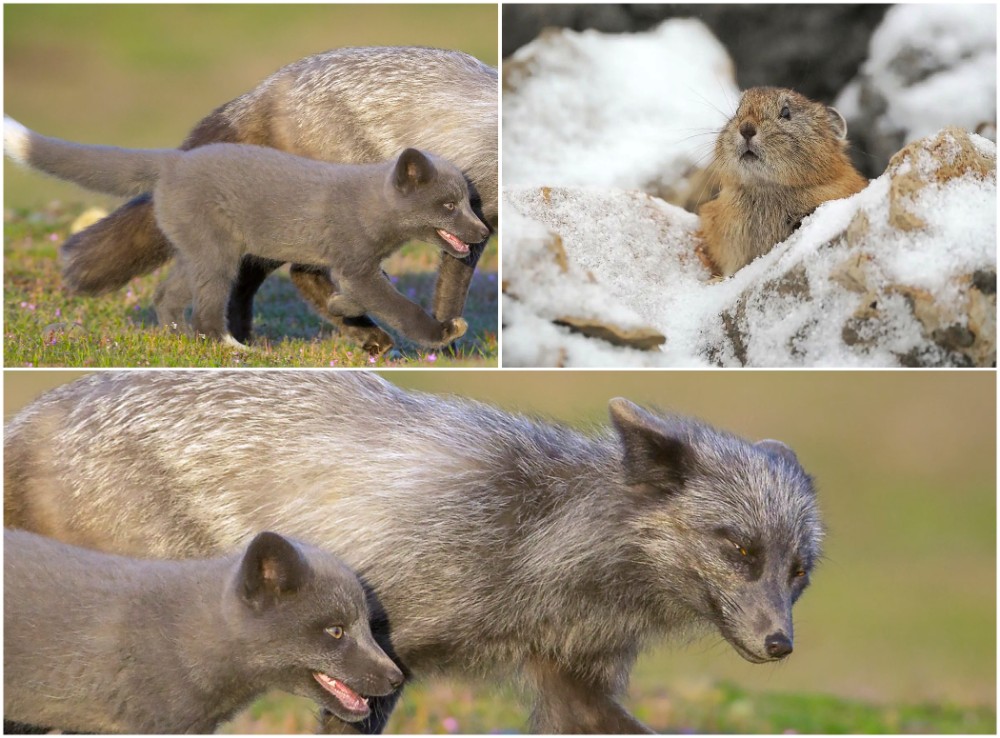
[4,372,823,734]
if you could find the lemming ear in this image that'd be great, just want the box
[609,398,693,490]
[240,531,311,610]
[826,106,848,140]
[755,439,799,466]
[393,148,436,193]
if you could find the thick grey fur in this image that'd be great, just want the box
[57,46,498,349]
[4,528,403,733]
[4,372,823,734]
[7,121,489,347]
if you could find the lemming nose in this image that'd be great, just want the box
[765,632,793,658]
[739,122,757,142]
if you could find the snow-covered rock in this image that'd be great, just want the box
[837,4,997,175]
[503,129,996,367]
[502,19,738,201]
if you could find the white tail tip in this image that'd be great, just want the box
[4,116,30,165]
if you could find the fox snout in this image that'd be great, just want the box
[373,657,405,695]
[353,635,405,696]
[456,208,490,245]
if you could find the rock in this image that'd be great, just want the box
[502,196,672,358]
[836,5,996,178]
[719,128,996,367]
[552,316,666,351]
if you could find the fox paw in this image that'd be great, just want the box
[442,317,468,344]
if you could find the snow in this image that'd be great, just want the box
[503,19,738,192]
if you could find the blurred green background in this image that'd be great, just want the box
[4,4,498,208]
[4,370,995,732]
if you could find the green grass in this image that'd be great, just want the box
[218,680,996,734]
[4,205,497,367]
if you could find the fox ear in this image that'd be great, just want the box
[393,148,435,193]
[240,531,311,610]
[756,439,799,466]
[609,398,692,491]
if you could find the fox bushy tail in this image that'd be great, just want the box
[4,116,179,198]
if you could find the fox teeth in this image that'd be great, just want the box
[436,229,470,254]
[313,672,369,712]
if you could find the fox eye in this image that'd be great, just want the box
[735,542,749,557]
[325,626,344,639]
[443,202,456,211]
[779,105,791,120]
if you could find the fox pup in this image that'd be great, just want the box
[4,529,403,733]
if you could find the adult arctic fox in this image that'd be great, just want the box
[56,46,498,351]
[4,372,823,734]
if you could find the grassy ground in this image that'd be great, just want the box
[4,204,498,367]
[219,680,996,734]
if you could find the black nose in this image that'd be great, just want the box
[388,667,404,690]
[765,632,793,658]
[739,122,757,142]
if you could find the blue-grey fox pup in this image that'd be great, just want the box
[51,46,498,352]
[4,372,823,733]
[4,529,403,733]
[5,117,488,348]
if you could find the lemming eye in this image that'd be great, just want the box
[325,626,344,639]
[779,105,791,120]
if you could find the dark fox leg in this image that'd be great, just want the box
[59,194,173,294]
[227,257,282,343]
[290,265,393,355]
[432,238,487,322]
[529,659,653,734]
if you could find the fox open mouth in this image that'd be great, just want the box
[313,672,369,718]
[436,229,471,255]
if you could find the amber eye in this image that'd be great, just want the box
[779,105,791,120]
[443,202,456,211]
[794,570,807,578]
[325,626,344,639]
[733,541,749,557]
